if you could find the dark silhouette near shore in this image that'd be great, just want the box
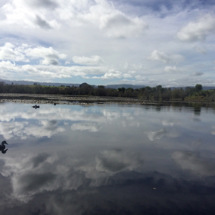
[32,105,40,109]
[0,141,8,154]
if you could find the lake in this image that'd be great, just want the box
[0,102,215,215]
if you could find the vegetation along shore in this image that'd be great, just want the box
[0,82,215,105]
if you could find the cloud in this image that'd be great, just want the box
[0,43,125,80]
[0,43,28,62]
[0,0,59,30]
[0,43,66,66]
[78,1,148,38]
[104,13,133,28]
[0,0,214,86]
[100,69,122,79]
[26,0,59,9]
[164,66,177,72]
[101,13,147,38]
[149,50,170,63]
[72,55,103,66]
[177,15,215,42]
[193,72,204,76]
[26,46,66,65]
[0,61,18,79]
[35,15,52,29]
[149,50,184,64]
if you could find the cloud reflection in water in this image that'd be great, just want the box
[172,151,215,177]
[1,147,144,203]
[0,104,214,214]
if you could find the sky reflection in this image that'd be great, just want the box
[0,103,214,214]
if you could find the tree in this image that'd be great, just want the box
[79,83,94,95]
[96,85,106,96]
[195,84,203,92]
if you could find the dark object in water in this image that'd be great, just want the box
[0,140,8,154]
[32,105,40,109]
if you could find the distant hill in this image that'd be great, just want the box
[0,79,79,87]
[203,86,215,90]
[0,78,215,90]
[106,84,145,89]
[0,79,145,89]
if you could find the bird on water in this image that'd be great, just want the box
[0,140,8,154]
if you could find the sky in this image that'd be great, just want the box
[0,0,215,87]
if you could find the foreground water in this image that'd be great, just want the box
[0,102,214,214]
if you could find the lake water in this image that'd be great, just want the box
[0,102,215,215]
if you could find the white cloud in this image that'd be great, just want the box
[149,50,170,63]
[0,43,67,66]
[0,61,19,79]
[0,61,117,82]
[0,0,147,38]
[72,55,103,65]
[78,0,148,38]
[164,66,177,72]
[101,13,147,38]
[177,15,215,42]
[26,46,66,65]
[101,69,122,79]
[149,50,184,64]
[34,15,52,29]
[0,0,36,28]
[0,43,28,62]
[0,0,214,86]
[0,43,126,81]
[26,0,59,9]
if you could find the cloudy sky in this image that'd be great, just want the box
[0,0,215,86]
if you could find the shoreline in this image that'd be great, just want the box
[0,93,141,105]
[0,93,214,106]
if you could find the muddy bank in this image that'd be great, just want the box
[1,93,214,107]
[0,93,141,105]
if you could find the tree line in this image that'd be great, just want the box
[0,82,215,102]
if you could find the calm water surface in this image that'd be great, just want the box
[0,103,215,214]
